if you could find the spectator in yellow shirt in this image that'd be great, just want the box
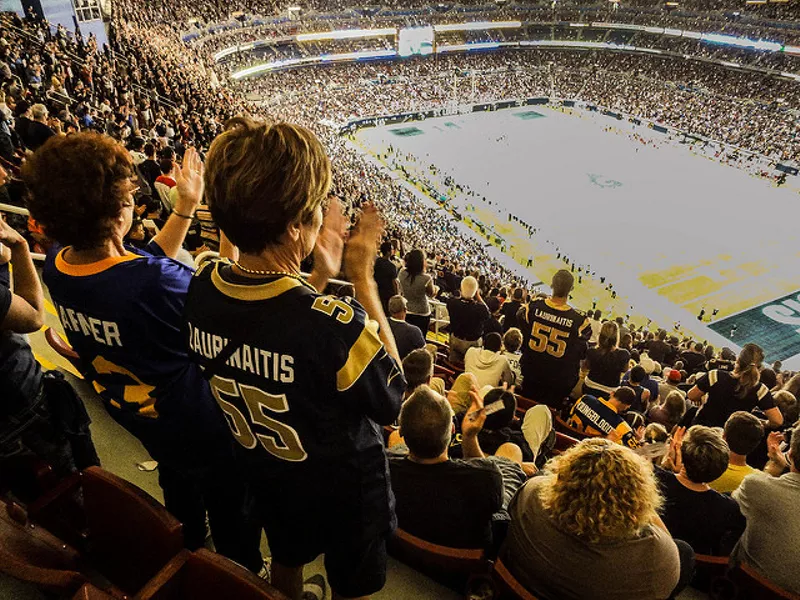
[710,411,763,493]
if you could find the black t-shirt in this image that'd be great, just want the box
[446,297,489,341]
[680,351,706,374]
[586,347,630,388]
[646,340,671,364]
[388,456,503,549]
[692,369,775,428]
[373,256,397,307]
[655,468,744,555]
[0,267,43,416]
[501,300,522,332]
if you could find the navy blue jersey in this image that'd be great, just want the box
[43,243,227,445]
[184,261,405,476]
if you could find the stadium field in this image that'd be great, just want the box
[355,105,800,368]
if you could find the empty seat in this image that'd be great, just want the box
[136,549,289,600]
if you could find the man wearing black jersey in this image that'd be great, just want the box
[186,118,405,600]
[520,270,591,409]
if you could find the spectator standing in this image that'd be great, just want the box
[446,276,489,363]
[398,248,435,338]
[186,118,405,600]
[374,240,399,312]
[25,103,56,151]
[500,287,524,333]
[519,270,591,408]
[387,295,426,360]
[588,308,603,345]
[503,327,524,388]
[688,343,783,429]
[583,321,630,398]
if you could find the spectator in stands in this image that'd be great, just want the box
[398,248,435,338]
[402,348,436,398]
[624,365,653,413]
[388,295,425,360]
[567,386,640,449]
[680,342,706,375]
[500,287,524,333]
[374,240,399,312]
[139,142,161,193]
[23,134,264,574]
[648,390,687,432]
[502,327,523,387]
[688,343,783,429]
[502,438,689,600]
[658,369,683,403]
[647,329,671,364]
[583,321,630,398]
[389,385,526,550]
[464,332,514,389]
[732,422,800,595]
[446,275,489,363]
[483,296,504,336]
[0,218,98,487]
[657,426,745,555]
[706,347,737,372]
[710,411,764,493]
[187,117,405,600]
[519,269,590,408]
[25,103,56,151]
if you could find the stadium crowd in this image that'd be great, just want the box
[1,1,800,599]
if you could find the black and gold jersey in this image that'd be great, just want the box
[519,297,591,382]
[184,260,405,477]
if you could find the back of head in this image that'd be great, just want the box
[598,321,619,353]
[694,342,704,353]
[644,423,668,444]
[550,269,574,298]
[486,296,501,315]
[22,132,134,250]
[791,422,800,470]
[540,438,660,543]
[734,343,764,398]
[404,249,425,278]
[388,295,407,317]
[630,365,646,385]
[759,368,777,391]
[31,103,47,121]
[624,411,645,432]
[681,426,729,484]
[657,329,667,341]
[772,390,799,425]
[380,240,393,256]
[158,157,173,175]
[611,386,636,408]
[399,387,453,459]
[503,327,523,353]
[723,411,764,456]
[593,309,602,320]
[483,332,502,353]
[460,275,478,299]
[512,287,524,302]
[482,387,516,430]
[664,390,687,422]
[402,349,433,392]
[204,117,331,254]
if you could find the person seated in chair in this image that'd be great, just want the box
[710,411,764,493]
[464,332,514,389]
[388,295,426,360]
[567,387,640,449]
[388,386,530,551]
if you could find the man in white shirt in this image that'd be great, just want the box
[465,332,514,389]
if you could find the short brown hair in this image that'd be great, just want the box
[204,117,331,254]
[22,133,135,250]
[681,426,729,483]
[551,269,574,297]
[724,411,764,456]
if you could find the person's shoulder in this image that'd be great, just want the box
[454,457,502,475]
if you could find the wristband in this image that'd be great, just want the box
[172,210,194,220]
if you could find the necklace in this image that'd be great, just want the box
[233,262,302,279]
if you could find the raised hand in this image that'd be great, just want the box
[174,146,204,214]
[344,202,384,284]
[461,385,486,439]
[313,195,346,281]
[0,217,26,248]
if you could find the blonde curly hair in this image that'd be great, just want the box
[539,438,663,543]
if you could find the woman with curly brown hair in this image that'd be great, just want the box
[21,133,264,574]
[501,438,693,599]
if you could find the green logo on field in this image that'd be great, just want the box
[390,127,425,137]
[588,173,622,189]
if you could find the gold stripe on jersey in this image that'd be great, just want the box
[211,266,311,301]
[708,369,718,386]
[337,325,384,391]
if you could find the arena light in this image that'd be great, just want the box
[231,49,398,78]
[570,23,588,27]
[783,45,800,55]
[295,28,397,42]
[319,49,397,62]
[682,30,702,39]
[436,42,503,52]
[664,28,682,36]
[214,47,239,61]
[433,21,521,32]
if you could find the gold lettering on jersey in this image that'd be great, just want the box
[187,322,295,383]
[533,309,573,329]
[58,305,122,347]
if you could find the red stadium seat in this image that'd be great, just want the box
[72,583,117,600]
[731,562,800,600]
[45,327,84,374]
[554,415,594,440]
[492,558,539,600]
[553,432,580,454]
[136,549,290,600]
